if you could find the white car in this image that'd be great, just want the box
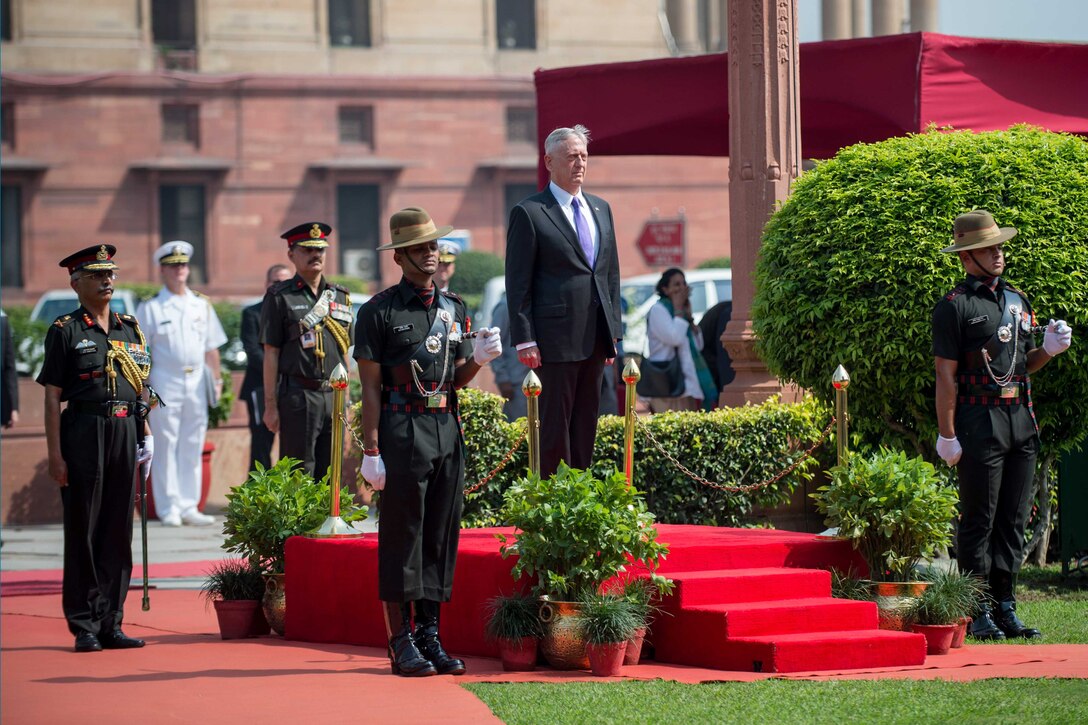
[19,288,139,376]
[620,268,732,360]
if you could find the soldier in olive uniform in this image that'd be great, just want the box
[354,207,501,677]
[933,210,1073,641]
[260,222,354,481]
[38,245,153,652]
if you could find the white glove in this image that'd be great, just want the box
[936,435,962,467]
[1042,319,1072,357]
[473,327,503,365]
[137,434,154,466]
[361,454,386,491]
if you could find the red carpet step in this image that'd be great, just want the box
[285,525,925,673]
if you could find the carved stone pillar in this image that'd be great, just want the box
[822,0,852,40]
[719,0,801,407]
[909,0,938,32]
[871,0,904,36]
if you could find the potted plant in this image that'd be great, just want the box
[908,568,986,654]
[576,592,641,677]
[496,464,670,669]
[484,593,544,671]
[221,458,367,634]
[201,558,269,639]
[610,577,673,665]
[812,449,958,629]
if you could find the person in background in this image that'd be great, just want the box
[38,244,152,652]
[354,206,502,677]
[490,294,529,421]
[933,209,1072,641]
[645,268,717,413]
[433,237,461,293]
[699,299,736,396]
[1,309,18,428]
[260,222,353,482]
[240,264,292,470]
[137,242,225,527]
[505,124,622,476]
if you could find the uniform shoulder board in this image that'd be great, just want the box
[440,289,463,304]
[371,287,397,303]
[119,313,140,326]
[943,284,968,302]
[270,278,295,295]
[1005,282,1027,297]
[328,281,350,294]
[192,290,211,301]
[53,314,74,328]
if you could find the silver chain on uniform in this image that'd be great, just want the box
[409,310,454,398]
[982,304,1020,387]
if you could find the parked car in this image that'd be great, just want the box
[620,268,732,360]
[18,289,140,376]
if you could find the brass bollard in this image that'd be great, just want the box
[622,358,641,486]
[307,363,364,538]
[522,370,542,478]
[832,364,850,467]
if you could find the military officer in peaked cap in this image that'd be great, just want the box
[260,222,353,482]
[138,241,226,527]
[38,244,153,652]
[433,235,462,293]
[354,207,501,677]
[933,209,1073,641]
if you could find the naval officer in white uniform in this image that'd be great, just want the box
[137,242,226,526]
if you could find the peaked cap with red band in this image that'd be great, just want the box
[59,244,118,274]
[281,222,332,248]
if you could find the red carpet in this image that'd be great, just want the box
[285,525,926,673]
[4,589,1085,725]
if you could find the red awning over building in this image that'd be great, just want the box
[534,32,1088,172]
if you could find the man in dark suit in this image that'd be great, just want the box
[1,310,18,429]
[505,124,622,477]
[241,264,291,469]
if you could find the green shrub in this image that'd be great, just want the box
[116,281,160,302]
[6,305,47,375]
[326,275,369,295]
[222,458,367,573]
[754,126,1088,460]
[201,558,266,603]
[459,387,527,527]
[450,250,504,297]
[484,594,544,642]
[908,568,986,626]
[576,592,641,645]
[813,449,958,581]
[697,257,731,269]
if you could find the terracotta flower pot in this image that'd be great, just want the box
[623,627,646,665]
[951,617,970,649]
[873,581,928,631]
[910,623,957,655]
[498,637,538,672]
[585,641,628,677]
[213,599,262,640]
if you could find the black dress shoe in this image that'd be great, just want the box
[99,628,146,649]
[74,631,103,652]
[967,610,1007,641]
[995,602,1042,639]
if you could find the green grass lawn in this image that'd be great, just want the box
[464,566,1087,723]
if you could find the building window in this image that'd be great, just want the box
[329,0,371,47]
[1,0,12,42]
[338,106,374,147]
[497,0,536,50]
[1,185,22,287]
[336,184,380,284]
[505,106,536,146]
[153,0,197,69]
[162,104,200,147]
[159,184,207,283]
[1,103,13,149]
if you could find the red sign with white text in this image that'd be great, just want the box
[635,218,685,267]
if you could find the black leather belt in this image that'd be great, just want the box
[68,400,145,418]
[959,382,1024,398]
[285,375,332,392]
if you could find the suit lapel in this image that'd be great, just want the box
[540,190,592,267]
[583,193,610,262]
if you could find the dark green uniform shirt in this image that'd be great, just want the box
[932,275,1036,376]
[36,307,146,402]
[259,274,353,381]
[353,279,472,386]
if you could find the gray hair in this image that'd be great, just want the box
[544,125,591,156]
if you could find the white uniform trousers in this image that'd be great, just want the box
[149,375,207,518]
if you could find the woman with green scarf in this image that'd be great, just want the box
[644,268,718,412]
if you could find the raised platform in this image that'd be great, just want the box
[284,524,926,673]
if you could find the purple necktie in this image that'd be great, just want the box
[571,196,595,266]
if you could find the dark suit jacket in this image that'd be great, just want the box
[240,301,264,399]
[505,186,622,363]
[1,314,17,425]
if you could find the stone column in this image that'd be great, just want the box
[909,0,938,32]
[822,0,853,40]
[852,0,869,37]
[719,0,801,407]
[668,0,702,54]
[871,0,904,36]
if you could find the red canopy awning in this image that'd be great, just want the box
[534,32,1088,181]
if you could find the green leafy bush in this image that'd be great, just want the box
[697,257,731,269]
[459,387,528,526]
[754,126,1088,460]
[326,275,370,295]
[6,305,47,375]
[497,464,669,599]
[222,458,367,573]
[116,281,160,302]
[207,369,235,429]
[813,449,958,582]
[450,250,504,297]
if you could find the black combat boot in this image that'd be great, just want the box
[967,607,1007,641]
[382,601,437,677]
[413,599,466,675]
[994,600,1042,640]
